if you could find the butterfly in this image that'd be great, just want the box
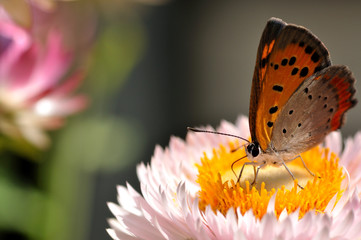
[189,17,357,188]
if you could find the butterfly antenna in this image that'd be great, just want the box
[187,127,250,143]
[231,143,249,153]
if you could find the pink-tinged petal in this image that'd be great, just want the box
[116,185,142,216]
[233,229,247,240]
[324,192,339,214]
[107,218,136,240]
[6,43,39,97]
[49,71,86,97]
[341,132,361,167]
[331,210,354,237]
[324,131,342,156]
[106,227,135,240]
[0,20,31,77]
[314,226,330,240]
[122,214,165,240]
[206,209,234,239]
[277,217,294,239]
[25,71,86,104]
[340,133,361,191]
[138,182,189,237]
[345,217,361,239]
[260,214,276,239]
[266,194,276,213]
[235,116,251,137]
[331,185,353,217]
[10,30,73,100]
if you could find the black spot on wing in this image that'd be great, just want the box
[261,58,266,68]
[311,52,320,62]
[272,85,283,92]
[261,54,271,68]
[269,106,278,114]
[300,67,309,77]
[314,66,322,73]
[289,56,296,66]
[281,58,288,66]
[305,46,313,54]
[291,68,299,75]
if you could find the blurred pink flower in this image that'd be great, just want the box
[0,8,87,149]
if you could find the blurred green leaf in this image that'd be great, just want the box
[52,115,146,172]
[0,135,41,162]
[38,115,146,240]
[0,167,46,240]
[87,17,145,98]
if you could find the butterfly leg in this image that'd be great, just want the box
[286,155,316,177]
[251,164,265,186]
[253,166,257,181]
[281,161,304,189]
[236,161,258,184]
[231,155,247,180]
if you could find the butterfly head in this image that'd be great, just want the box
[246,141,261,160]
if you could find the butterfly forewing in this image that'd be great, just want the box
[249,18,285,145]
[271,65,357,154]
[250,18,332,151]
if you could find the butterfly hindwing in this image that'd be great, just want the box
[250,18,332,151]
[271,65,357,154]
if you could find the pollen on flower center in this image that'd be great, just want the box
[196,141,345,219]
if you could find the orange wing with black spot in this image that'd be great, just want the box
[249,18,285,145]
[249,18,331,151]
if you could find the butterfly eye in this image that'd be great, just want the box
[247,142,260,158]
[246,144,253,153]
[252,147,260,157]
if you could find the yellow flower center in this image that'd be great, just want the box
[196,140,345,219]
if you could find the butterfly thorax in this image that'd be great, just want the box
[245,141,295,166]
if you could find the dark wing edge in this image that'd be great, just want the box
[276,23,331,72]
